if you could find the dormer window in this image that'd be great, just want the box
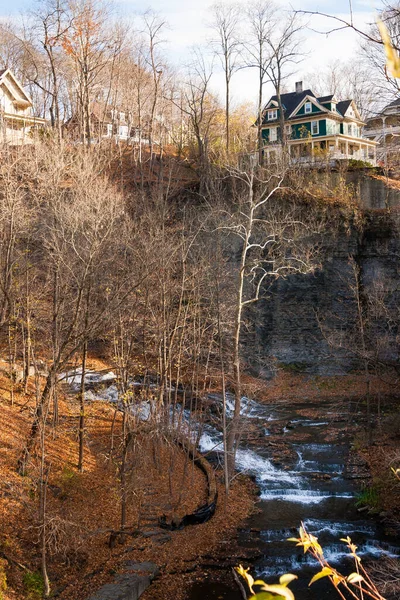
[267,109,277,121]
[305,102,312,114]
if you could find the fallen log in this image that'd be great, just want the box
[159,435,218,530]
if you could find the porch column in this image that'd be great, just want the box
[382,116,388,171]
[345,140,349,158]
[311,140,314,163]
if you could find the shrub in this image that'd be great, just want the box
[347,158,374,169]
[23,571,44,600]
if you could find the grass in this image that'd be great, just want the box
[355,485,380,510]
[23,571,44,600]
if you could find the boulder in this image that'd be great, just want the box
[86,562,159,600]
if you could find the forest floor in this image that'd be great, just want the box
[0,361,398,600]
[0,358,255,600]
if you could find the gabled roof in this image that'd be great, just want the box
[289,94,329,119]
[336,100,352,117]
[0,68,32,107]
[262,87,364,125]
[262,89,314,124]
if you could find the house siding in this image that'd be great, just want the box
[295,102,323,116]
[262,126,281,143]
[291,119,327,139]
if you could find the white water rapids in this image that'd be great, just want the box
[62,369,400,596]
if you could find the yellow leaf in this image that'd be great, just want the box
[279,574,298,586]
[259,583,295,600]
[340,537,351,544]
[235,565,255,593]
[377,19,400,78]
[347,573,364,584]
[332,573,343,586]
[309,567,333,586]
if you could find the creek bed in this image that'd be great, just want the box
[62,371,399,600]
[190,399,400,600]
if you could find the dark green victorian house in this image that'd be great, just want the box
[261,82,378,164]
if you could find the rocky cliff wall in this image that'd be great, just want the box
[249,207,400,376]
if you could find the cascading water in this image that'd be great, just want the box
[62,371,399,599]
[190,397,400,600]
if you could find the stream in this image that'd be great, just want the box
[191,396,400,600]
[63,370,400,600]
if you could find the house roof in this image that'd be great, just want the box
[318,95,335,103]
[381,97,400,116]
[336,100,352,117]
[0,68,32,106]
[262,89,360,124]
[385,97,400,109]
[263,89,314,122]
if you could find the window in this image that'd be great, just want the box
[267,109,277,121]
[120,112,125,121]
[106,123,113,137]
[269,127,277,142]
[311,120,319,135]
[119,125,128,138]
[305,101,312,114]
[285,124,292,137]
[326,119,335,135]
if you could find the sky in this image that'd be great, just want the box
[0,0,383,107]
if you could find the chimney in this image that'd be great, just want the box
[295,81,303,94]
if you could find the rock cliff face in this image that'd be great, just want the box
[250,206,400,376]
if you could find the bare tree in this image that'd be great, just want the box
[209,2,242,154]
[297,0,400,105]
[243,0,276,161]
[61,0,124,144]
[28,0,72,137]
[141,11,167,160]
[264,10,304,153]
[304,59,377,119]
[16,145,148,474]
[214,161,323,481]
[176,50,218,190]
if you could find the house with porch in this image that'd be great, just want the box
[64,101,151,145]
[363,98,400,168]
[261,82,378,165]
[0,68,45,144]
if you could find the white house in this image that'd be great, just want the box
[0,68,45,145]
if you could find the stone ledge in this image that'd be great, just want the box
[87,561,159,600]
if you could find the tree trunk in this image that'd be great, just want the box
[78,340,87,472]
[17,371,55,475]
